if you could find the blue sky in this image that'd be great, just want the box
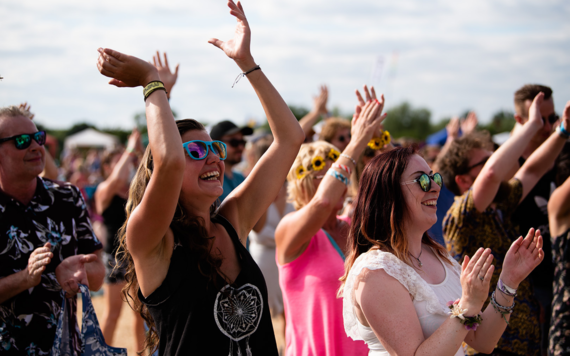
[1,0,569,130]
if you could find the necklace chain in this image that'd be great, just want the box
[409,247,423,267]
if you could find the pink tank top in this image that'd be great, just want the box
[278,226,368,356]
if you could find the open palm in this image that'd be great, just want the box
[208,0,253,65]
[501,228,544,287]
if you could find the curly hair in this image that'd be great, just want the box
[436,131,493,196]
[287,141,340,210]
[115,119,222,355]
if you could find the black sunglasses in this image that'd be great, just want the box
[543,113,559,125]
[0,131,46,150]
[337,134,351,143]
[401,172,443,192]
[466,156,489,172]
[226,138,247,148]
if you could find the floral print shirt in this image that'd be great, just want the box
[443,178,541,356]
[0,177,102,355]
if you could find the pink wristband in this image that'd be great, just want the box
[333,163,352,175]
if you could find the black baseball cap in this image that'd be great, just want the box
[210,120,253,140]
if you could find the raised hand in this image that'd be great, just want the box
[501,228,544,288]
[561,100,570,131]
[208,0,255,70]
[313,85,329,116]
[55,254,98,297]
[353,85,378,121]
[18,102,35,120]
[97,48,159,88]
[459,248,494,314]
[461,112,478,135]
[152,51,179,98]
[527,92,545,130]
[126,128,141,153]
[25,243,52,287]
[350,94,387,150]
[446,117,460,140]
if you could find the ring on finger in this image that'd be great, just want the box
[479,275,484,281]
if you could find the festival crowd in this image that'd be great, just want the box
[1,2,569,356]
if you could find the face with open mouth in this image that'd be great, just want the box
[180,129,225,203]
[401,154,441,230]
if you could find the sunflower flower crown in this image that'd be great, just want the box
[368,130,391,150]
[295,148,341,180]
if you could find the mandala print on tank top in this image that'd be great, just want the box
[214,283,263,356]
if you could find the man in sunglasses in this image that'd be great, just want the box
[439,93,570,356]
[210,120,253,202]
[511,84,559,355]
[0,106,104,355]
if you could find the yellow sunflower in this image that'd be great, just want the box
[382,130,391,145]
[295,165,307,180]
[328,148,340,162]
[368,137,384,150]
[311,156,326,171]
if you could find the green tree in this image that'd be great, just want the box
[382,102,433,140]
[481,110,515,135]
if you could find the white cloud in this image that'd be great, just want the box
[0,0,569,131]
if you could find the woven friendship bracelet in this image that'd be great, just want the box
[143,81,167,101]
[327,169,350,186]
[232,64,261,88]
[339,153,357,167]
[333,162,352,175]
[490,291,515,325]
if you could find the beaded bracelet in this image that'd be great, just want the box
[447,299,483,331]
[143,81,167,101]
[490,291,515,325]
[327,169,350,186]
[340,153,357,167]
[332,162,352,175]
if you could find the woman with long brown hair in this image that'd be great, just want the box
[340,147,545,356]
[96,1,304,355]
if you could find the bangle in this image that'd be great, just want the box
[332,163,352,175]
[340,153,357,167]
[232,64,261,88]
[447,299,483,331]
[497,278,517,297]
[327,169,350,186]
[143,81,167,101]
[557,122,570,139]
[490,291,515,325]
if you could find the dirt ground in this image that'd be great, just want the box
[79,295,285,355]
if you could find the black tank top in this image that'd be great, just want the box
[101,195,127,255]
[138,215,278,356]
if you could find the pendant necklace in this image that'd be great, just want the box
[409,247,423,267]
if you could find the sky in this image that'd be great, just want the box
[1,0,569,130]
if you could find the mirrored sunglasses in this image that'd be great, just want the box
[401,172,443,192]
[0,131,46,150]
[182,140,227,160]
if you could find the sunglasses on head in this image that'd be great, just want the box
[401,172,443,192]
[337,134,351,143]
[226,138,247,148]
[543,113,559,125]
[182,140,227,160]
[0,131,46,150]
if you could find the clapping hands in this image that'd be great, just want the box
[500,228,544,288]
[97,48,159,88]
[459,248,494,314]
[351,85,387,149]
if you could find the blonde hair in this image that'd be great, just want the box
[287,141,339,210]
[318,117,351,143]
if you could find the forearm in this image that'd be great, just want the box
[299,110,321,137]
[40,150,59,180]
[0,270,33,304]
[517,131,566,184]
[414,317,469,356]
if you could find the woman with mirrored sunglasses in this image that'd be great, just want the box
[340,147,545,356]
[96,1,304,355]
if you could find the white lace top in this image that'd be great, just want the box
[342,249,464,356]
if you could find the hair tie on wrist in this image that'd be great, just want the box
[232,64,261,88]
[143,81,167,101]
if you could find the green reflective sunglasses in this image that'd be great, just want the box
[0,131,46,150]
[401,172,443,192]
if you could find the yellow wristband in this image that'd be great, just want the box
[143,81,167,101]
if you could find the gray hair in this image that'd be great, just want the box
[0,106,32,119]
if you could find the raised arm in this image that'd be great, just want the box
[299,85,328,138]
[548,167,570,237]
[471,93,544,212]
[97,48,185,258]
[210,0,305,241]
[515,100,570,201]
[276,96,386,264]
[94,129,140,215]
[152,51,179,100]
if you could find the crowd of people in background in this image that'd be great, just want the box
[1,1,569,356]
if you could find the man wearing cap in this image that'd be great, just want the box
[210,120,253,202]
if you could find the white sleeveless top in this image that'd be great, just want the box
[342,249,464,356]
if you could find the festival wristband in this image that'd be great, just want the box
[557,122,570,138]
[327,169,350,186]
[143,81,167,101]
[497,278,517,297]
[333,163,352,176]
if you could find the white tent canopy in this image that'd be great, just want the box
[64,128,119,150]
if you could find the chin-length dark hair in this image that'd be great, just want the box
[115,119,221,355]
[340,147,450,292]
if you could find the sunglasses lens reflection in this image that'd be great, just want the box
[434,173,443,187]
[34,131,46,146]
[186,142,208,159]
[419,174,430,192]
[14,135,32,149]
[213,142,227,159]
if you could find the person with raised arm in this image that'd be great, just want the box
[275,90,387,356]
[340,146,544,356]
[547,103,570,356]
[440,92,570,355]
[96,1,304,355]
